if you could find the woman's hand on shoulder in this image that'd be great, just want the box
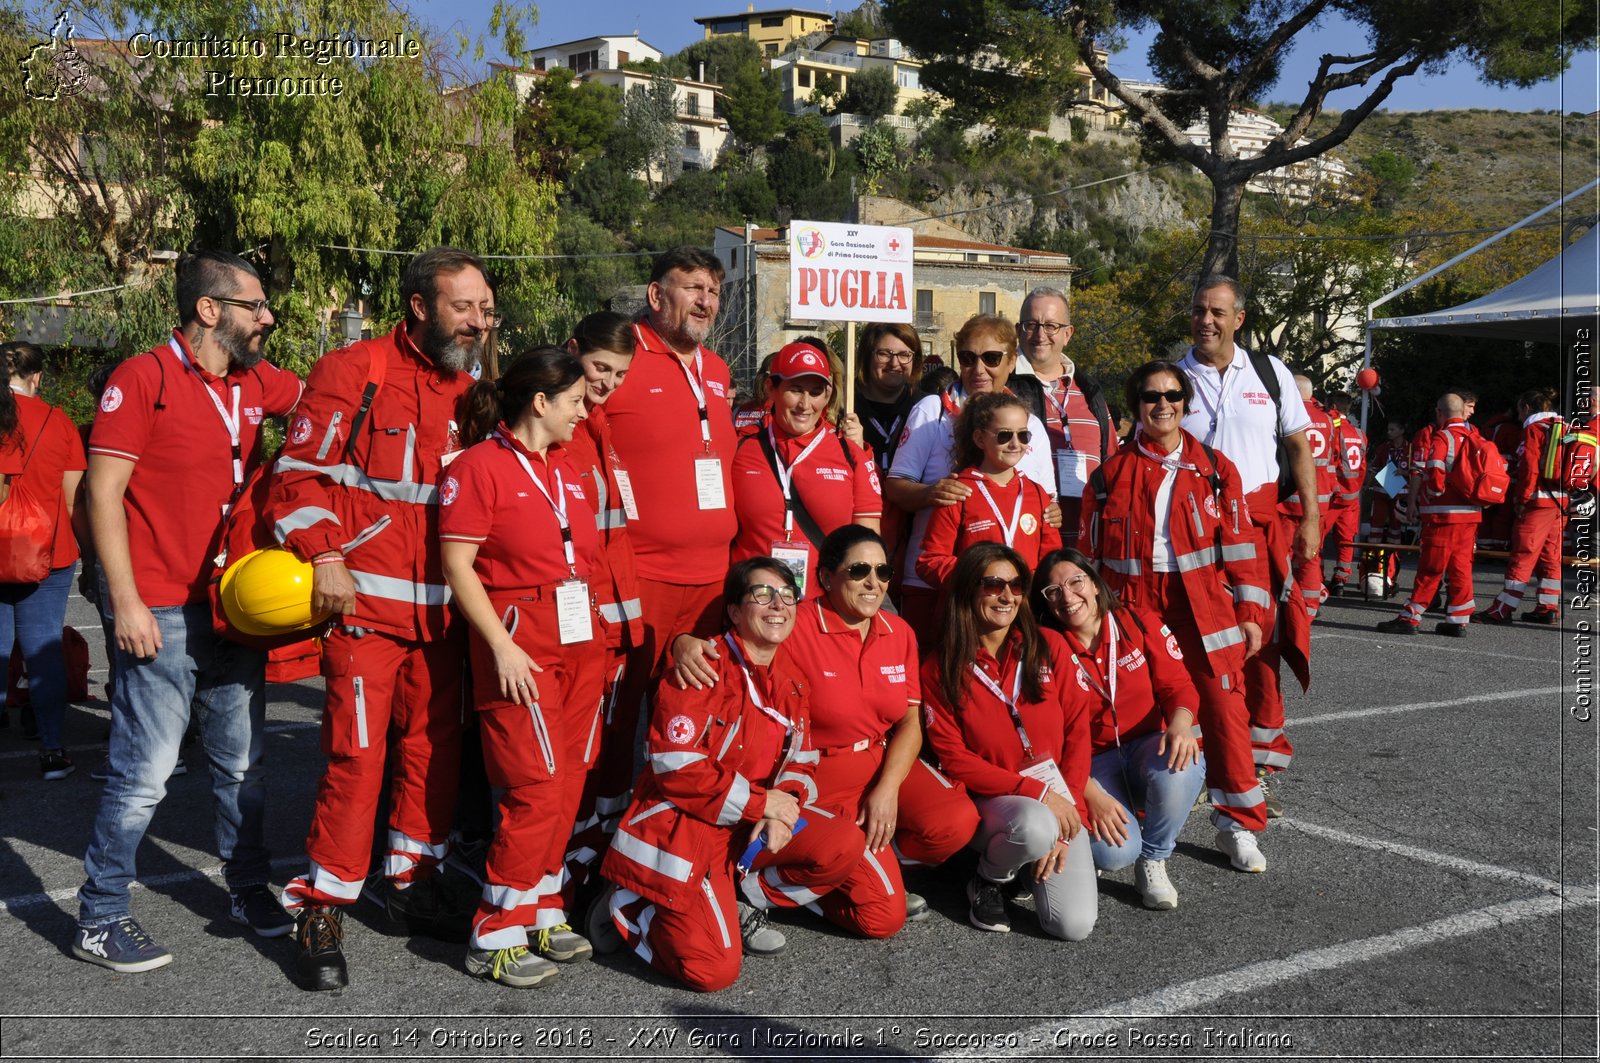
[669,634,721,690]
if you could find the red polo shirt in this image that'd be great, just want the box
[783,596,919,749]
[606,319,738,585]
[439,427,599,591]
[730,424,881,581]
[915,468,1061,588]
[88,332,302,607]
[1058,607,1199,753]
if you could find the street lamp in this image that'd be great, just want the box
[337,304,364,345]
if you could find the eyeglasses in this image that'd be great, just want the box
[1019,321,1067,336]
[1139,389,1186,405]
[873,348,914,364]
[1041,574,1093,603]
[209,296,271,320]
[979,576,1028,596]
[987,428,1032,445]
[957,350,1007,369]
[484,311,504,328]
[843,562,894,582]
[744,583,798,607]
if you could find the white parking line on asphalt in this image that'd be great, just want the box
[1278,817,1563,892]
[1313,631,1562,664]
[956,889,1600,1061]
[0,856,307,914]
[1292,686,1565,727]
[0,721,320,761]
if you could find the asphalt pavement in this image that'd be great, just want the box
[0,560,1595,1062]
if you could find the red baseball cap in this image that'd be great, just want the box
[769,342,833,383]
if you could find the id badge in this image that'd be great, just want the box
[1055,450,1089,497]
[694,455,726,511]
[769,541,810,599]
[613,467,641,521]
[1019,755,1074,803]
[555,579,594,645]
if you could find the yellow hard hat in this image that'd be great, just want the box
[219,548,331,637]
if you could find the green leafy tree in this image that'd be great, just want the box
[515,66,622,182]
[836,1,890,39]
[854,122,905,194]
[720,64,786,150]
[838,66,899,118]
[667,35,765,85]
[886,0,1596,277]
[621,73,683,190]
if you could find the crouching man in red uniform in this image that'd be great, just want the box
[598,559,864,992]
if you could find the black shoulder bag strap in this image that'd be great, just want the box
[1246,349,1293,500]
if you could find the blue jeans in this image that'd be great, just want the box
[1087,730,1207,868]
[77,603,270,925]
[0,564,75,748]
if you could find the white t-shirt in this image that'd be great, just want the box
[888,390,1055,589]
[1177,344,1311,494]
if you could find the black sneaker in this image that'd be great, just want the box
[73,916,173,973]
[1473,610,1513,625]
[966,876,1010,933]
[1325,580,1346,599]
[294,907,348,991]
[365,873,471,941]
[40,749,75,781]
[1523,609,1559,626]
[90,753,111,781]
[1434,622,1467,638]
[584,885,624,956]
[229,885,294,938]
[1374,618,1419,635]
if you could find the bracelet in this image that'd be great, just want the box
[311,553,344,566]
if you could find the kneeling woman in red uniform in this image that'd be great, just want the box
[922,543,1098,940]
[600,559,865,992]
[441,348,604,987]
[1079,360,1272,874]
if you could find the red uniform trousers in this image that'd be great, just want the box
[1285,512,1324,620]
[1489,506,1565,617]
[610,812,863,992]
[563,642,631,901]
[1138,572,1267,833]
[807,746,978,938]
[897,585,941,652]
[469,590,605,950]
[1245,490,1295,773]
[1325,502,1360,586]
[283,627,464,910]
[1478,502,1514,550]
[1399,522,1479,626]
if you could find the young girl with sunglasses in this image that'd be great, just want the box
[916,393,1061,590]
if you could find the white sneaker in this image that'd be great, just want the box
[1215,829,1267,873]
[736,902,786,955]
[1135,857,1179,910]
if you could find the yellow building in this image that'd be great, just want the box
[693,6,835,57]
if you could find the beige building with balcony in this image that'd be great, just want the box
[768,35,930,123]
[694,6,834,57]
[524,34,662,74]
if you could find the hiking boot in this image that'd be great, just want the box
[905,891,929,922]
[1256,768,1283,819]
[584,885,624,956]
[294,907,348,991]
[535,923,592,963]
[1523,608,1559,626]
[1135,857,1178,911]
[365,873,470,941]
[1374,618,1418,635]
[40,748,75,781]
[229,885,294,938]
[73,916,173,973]
[466,945,558,988]
[1473,609,1513,625]
[736,902,787,955]
[1325,580,1346,599]
[1215,829,1267,873]
[966,876,1010,933]
[1434,622,1467,638]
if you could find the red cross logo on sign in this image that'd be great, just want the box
[888,238,901,252]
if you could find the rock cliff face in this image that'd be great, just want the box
[897,170,1189,248]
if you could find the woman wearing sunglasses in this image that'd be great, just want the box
[598,559,864,991]
[917,393,1062,590]
[921,542,1096,940]
[1078,360,1274,874]
[1030,548,1206,910]
[885,315,1055,646]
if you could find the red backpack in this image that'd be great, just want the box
[1441,429,1510,506]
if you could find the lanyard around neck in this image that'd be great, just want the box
[973,475,1024,546]
[499,429,575,574]
[170,335,243,488]
[767,424,828,537]
[968,654,1033,760]
[724,632,792,732]
[1067,614,1121,745]
[639,324,712,450]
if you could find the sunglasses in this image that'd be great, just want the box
[745,583,798,607]
[979,576,1028,596]
[1139,389,1186,405]
[843,562,895,582]
[957,350,1007,369]
[987,428,1032,445]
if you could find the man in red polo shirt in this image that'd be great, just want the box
[75,249,303,974]
[603,247,738,789]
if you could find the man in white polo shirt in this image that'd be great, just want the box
[1177,276,1317,816]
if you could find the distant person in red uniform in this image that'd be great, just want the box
[1477,400,1522,551]
[916,392,1061,589]
[1478,388,1568,625]
[730,343,881,598]
[1361,417,1410,596]
[1280,376,1335,619]
[1322,393,1366,596]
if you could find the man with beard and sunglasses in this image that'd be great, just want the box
[265,246,491,990]
[74,249,304,974]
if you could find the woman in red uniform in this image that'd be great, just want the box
[916,392,1060,590]
[1478,387,1570,624]
[921,543,1097,940]
[441,347,604,988]
[1030,548,1206,910]
[558,311,647,899]
[598,559,865,992]
[1079,359,1272,874]
[730,343,881,599]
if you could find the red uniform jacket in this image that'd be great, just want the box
[921,628,1089,809]
[915,468,1060,587]
[1328,410,1367,510]
[601,634,818,912]
[1412,420,1482,525]
[268,324,470,640]
[1281,398,1335,517]
[1058,607,1200,754]
[1514,412,1568,510]
[565,406,645,649]
[1080,430,1270,679]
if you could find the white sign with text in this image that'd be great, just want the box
[788,221,914,324]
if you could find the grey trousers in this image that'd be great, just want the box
[973,793,1098,941]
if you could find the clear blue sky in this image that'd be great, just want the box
[409,0,1598,113]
